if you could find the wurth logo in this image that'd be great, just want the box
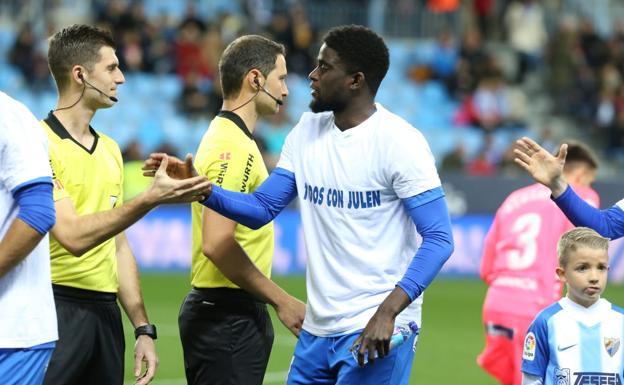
[219,152,231,160]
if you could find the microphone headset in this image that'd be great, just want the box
[254,77,283,106]
[55,71,118,112]
[229,76,283,113]
[78,72,118,102]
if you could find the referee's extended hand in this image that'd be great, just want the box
[134,335,158,385]
[145,155,212,204]
[142,152,198,179]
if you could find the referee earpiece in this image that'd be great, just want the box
[76,70,118,103]
[253,75,283,106]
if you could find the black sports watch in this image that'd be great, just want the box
[134,324,157,340]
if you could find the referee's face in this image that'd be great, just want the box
[257,54,288,115]
[308,44,350,114]
[86,46,125,108]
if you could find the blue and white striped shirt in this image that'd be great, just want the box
[522,297,624,385]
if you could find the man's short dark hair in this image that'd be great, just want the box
[48,24,116,92]
[322,25,389,96]
[219,35,286,99]
[560,140,599,171]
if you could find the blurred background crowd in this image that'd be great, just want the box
[2,0,624,200]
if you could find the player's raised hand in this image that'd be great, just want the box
[350,310,395,368]
[146,156,212,204]
[134,335,158,385]
[275,295,306,337]
[514,137,569,197]
[143,152,198,179]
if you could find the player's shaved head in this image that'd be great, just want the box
[322,25,389,96]
[48,24,116,92]
[557,227,609,267]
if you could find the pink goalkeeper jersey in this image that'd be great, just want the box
[481,183,599,317]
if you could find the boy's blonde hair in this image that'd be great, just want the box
[557,227,609,267]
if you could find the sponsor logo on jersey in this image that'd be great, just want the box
[240,153,254,192]
[216,162,228,186]
[555,367,570,385]
[523,332,536,361]
[219,152,231,160]
[604,337,620,357]
[557,342,578,351]
[573,372,622,385]
[110,195,118,208]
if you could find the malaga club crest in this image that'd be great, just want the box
[554,367,570,385]
[604,337,620,357]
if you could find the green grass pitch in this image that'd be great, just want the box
[122,274,624,385]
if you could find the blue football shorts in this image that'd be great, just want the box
[0,342,55,385]
[286,329,418,385]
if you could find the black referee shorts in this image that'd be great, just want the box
[178,287,274,385]
[43,284,124,385]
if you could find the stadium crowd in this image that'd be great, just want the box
[2,0,624,182]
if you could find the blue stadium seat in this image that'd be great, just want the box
[0,26,16,59]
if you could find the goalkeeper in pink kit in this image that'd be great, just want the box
[477,142,600,385]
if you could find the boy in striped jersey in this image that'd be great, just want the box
[521,227,624,385]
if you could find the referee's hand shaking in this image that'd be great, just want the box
[143,153,199,179]
[142,153,213,203]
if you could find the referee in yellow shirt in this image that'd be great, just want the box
[41,25,210,385]
[176,35,306,385]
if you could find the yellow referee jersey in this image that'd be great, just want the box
[191,111,274,288]
[41,112,123,293]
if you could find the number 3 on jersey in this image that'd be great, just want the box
[507,213,541,270]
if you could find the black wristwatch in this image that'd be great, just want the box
[134,324,157,340]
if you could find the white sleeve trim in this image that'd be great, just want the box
[522,373,543,385]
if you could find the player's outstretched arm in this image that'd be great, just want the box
[515,139,624,239]
[115,233,158,385]
[513,137,568,198]
[144,154,297,229]
[202,209,305,336]
[51,157,211,256]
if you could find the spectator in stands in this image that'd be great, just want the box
[9,23,50,90]
[470,70,512,132]
[467,149,497,176]
[430,29,459,93]
[473,0,495,40]
[440,143,467,173]
[504,0,547,83]
[175,17,213,81]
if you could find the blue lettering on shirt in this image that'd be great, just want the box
[303,183,380,209]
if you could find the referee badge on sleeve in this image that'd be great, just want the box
[523,332,536,361]
[110,195,118,208]
[53,178,64,191]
